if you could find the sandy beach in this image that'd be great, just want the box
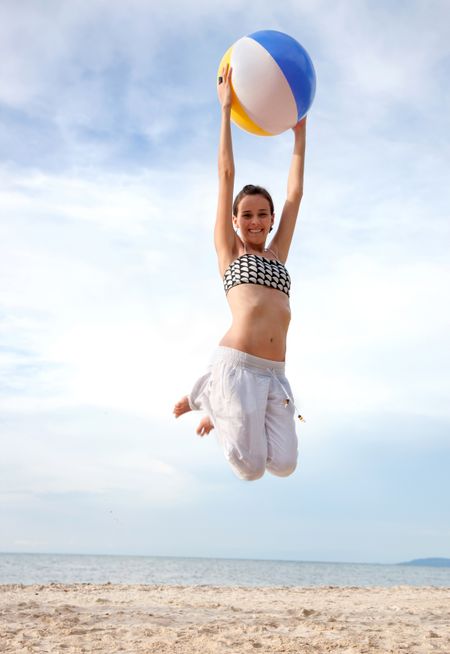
[1,583,449,653]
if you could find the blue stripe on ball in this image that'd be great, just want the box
[248,30,316,121]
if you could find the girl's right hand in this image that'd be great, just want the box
[292,116,306,136]
[217,64,233,110]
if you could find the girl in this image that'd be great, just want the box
[174,64,306,481]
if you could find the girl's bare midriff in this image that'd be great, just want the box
[219,284,291,362]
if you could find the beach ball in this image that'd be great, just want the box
[218,30,316,136]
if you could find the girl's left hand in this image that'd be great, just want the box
[217,64,233,110]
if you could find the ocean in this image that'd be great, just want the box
[1,553,450,587]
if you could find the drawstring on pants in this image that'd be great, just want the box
[267,368,305,422]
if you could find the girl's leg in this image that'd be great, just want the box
[210,363,269,481]
[177,349,278,481]
[265,374,298,477]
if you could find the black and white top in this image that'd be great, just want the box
[223,253,291,297]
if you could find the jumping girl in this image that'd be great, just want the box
[174,64,306,481]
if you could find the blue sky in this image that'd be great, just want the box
[1,0,449,563]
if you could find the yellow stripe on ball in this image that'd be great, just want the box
[217,47,272,137]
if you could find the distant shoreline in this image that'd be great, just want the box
[1,551,450,568]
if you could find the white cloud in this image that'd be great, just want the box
[346,3,447,99]
[289,254,450,428]
[0,165,224,419]
[0,404,213,509]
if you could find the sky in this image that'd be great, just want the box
[1,0,449,564]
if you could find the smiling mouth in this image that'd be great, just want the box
[248,229,263,233]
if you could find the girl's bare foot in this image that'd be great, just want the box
[196,416,214,437]
[173,395,191,418]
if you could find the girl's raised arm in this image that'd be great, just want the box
[268,118,306,263]
[214,65,238,274]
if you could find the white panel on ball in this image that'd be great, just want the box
[231,37,298,135]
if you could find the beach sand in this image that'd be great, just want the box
[1,583,449,653]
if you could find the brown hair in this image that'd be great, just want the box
[232,184,274,217]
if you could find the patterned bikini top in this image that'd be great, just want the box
[223,251,291,297]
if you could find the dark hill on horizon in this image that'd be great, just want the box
[398,558,450,568]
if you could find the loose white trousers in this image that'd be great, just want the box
[189,346,298,481]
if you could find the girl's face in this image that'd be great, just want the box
[233,194,274,246]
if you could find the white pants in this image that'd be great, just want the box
[189,346,298,481]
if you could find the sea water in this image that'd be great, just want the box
[1,553,450,587]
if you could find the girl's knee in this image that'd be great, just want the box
[227,449,266,481]
[267,454,298,478]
